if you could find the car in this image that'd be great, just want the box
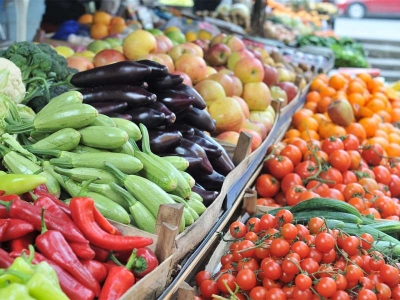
[325,0,400,18]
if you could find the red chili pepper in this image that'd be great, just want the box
[98,251,136,300]
[81,259,108,285]
[32,184,71,215]
[101,260,119,272]
[0,219,35,242]
[132,247,159,278]
[35,209,100,296]
[0,248,13,268]
[8,232,37,253]
[70,197,153,251]
[0,198,88,244]
[90,245,110,262]
[93,206,117,235]
[69,242,96,260]
[0,218,10,240]
[0,190,5,196]
[10,250,95,300]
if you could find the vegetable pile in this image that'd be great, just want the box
[195,208,400,299]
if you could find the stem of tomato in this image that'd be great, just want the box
[302,143,336,185]
[310,286,324,300]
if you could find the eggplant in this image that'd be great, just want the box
[90,101,128,114]
[176,139,214,174]
[182,107,216,133]
[184,134,222,158]
[191,170,225,191]
[148,74,184,90]
[162,113,176,126]
[107,113,132,120]
[175,105,193,121]
[164,123,195,137]
[174,84,207,110]
[149,102,177,126]
[209,153,235,176]
[155,90,195,113]
[128,107,166,129]
[191,186,219,207]
[70,61,151,87]
[137,59,169,79]
[145,130,182,154]
[80,85,156,108]
[184,157,204,173]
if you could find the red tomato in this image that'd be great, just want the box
[236,269,257,291]
[285,185,307,206]
[280,144,302,166]
[246,217,261,233]
[264,155,294,180]
[329,149,351,172]
[362,144,384,166]
[256,174,280,198]
[294,161,318,179]
[216,273,236,293]
[275,209,294,224]
[229,221,247,239]
[316,277,337,298]
[200,279,219,298]
[270,238,290,257]
[342,134,359,151]
[373,165,392,185]
[321,136,344,155]
[389,174,400,197]
[281,173,303,194]
[196,270,211,286]
[320,167,343,187]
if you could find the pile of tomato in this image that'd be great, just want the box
[194,210,400,300]
[255,73,400,220]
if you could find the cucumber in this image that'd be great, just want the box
[292,210,363,224]
[78,126,128,149]
[182,207,194,227]
[162,156,189,171]
[365,221,400,235]
[27,128,81,151]
[112,141,135,156]
[71,145,107,154]
[30,130,50,141]
[87,183,129,210]
[40,91,83,115]
[38,170,61,198]
[54,166,118,184]
[290,198,363,219]
[50,152,143,175]
[372,241,400,258]
[341,223,400,245]
[169,194,199,221]
[325,219,345,229]
[90,114,116,127]
[187,198,206,215]
[112,118,141,141]
[180,171,195,188]
[189,192,203,203]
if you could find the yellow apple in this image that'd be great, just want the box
[123,30,157,60]
[206,66,217,77]
[242,82,271,111]
[209,97,245,133]
[195,80,226,106]
[234,57,264,84]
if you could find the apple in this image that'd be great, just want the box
[135,54,164,65]
[93,49,126,67]
[175,54,207,85]
[222,35,245,52]
[207,72,234,97]
[206,66,217,77]
[227,49,254,70]
[276,82,299,104]
[277,67,293,83]
[183,42,204,57]
[87,40,111,54]
[154,54,175,72]
[270,86,288,106]
[147,28,163,36]
[230,75,243,96]
[168,44,196,62]
[73,50,95,61]
[254,47,270,60]
[104,37,123,47]
[204,43,231,67]
[209,97,245,133]
[67,56,94,72]
[155,35,173,54]
[242,82,271,111]
[55,46,75,58]
[263,64,279,87]
[192,39,210,52]
[195,80,226,107]
[210,33,227,46]
[216,131,240,145]
[123,30,157,60]
[249,110,275,133]
[219,69,234,75]
[234,57,264,84]
[165,31,186,44]
[171,71,192,87]
[232,96,249,118]
[240,128,262,152]
[242,119,267,140]
[250,49,264,63]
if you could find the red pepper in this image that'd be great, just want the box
[11,250,95,300]
[32,184,71,215]
[0,248,13,268]
[0,218,10,240]
[102,260,119,272]
[8,232,37,253]
[0,191,5,196]
[81,259,108,284]
[69,242,96,260]
[132,247,159,278]
[98,251,137,300]
[0,219,35,242]
[93,206,118,235]
[90,245,110,262]
[70,197,153,251]
[35,209,100,296]
[0,197,88,244]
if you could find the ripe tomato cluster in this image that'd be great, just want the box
[255,133,400,220]
[195,210,400,300]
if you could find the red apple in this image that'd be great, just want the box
[175,54,207,84]
[242,82,271,111]
[205,43,231,67]
[276,82,299,104]
[223,35,245,52]
[168,44,196,62]
[216,131,240,145]
[183,42,204,57]
[249,110,275,133]
[67,56,94,71]
[241,119,267,140]
[92,49,126,67]
[230,75,243,97]
[171,71,192,87]
[192,39,210,52]
[208,72,234,97]
[240,128,262,152]
[234,57,264,84]
[155,35,173,54]
[210,33,227,46]
[232,96,250,118]
[263,64,279,87]
[227,49,254,70]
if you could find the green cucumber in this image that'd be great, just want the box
[54,166,118,184]
[112,118,141,141]
[341,223,400,245]
[365,221,400,235]
[87,182,129,210]
[112,141,135,156]
[169,194,199,221]
[325,219,345,229]
[71,145,107,154]
[162,156,189,171]
[292,210,363,224]
[189,192,203,203]
[40,91,83,115]
[30,130,50,141]
[27,128,81,151]
[180,171,195,188]
[187,198,206,215]
[78,126,128,149]
[372,241,400,258]
[90,114,116,127]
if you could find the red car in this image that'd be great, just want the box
[327,0,400,18]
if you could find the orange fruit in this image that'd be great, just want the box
[376,110,391,123]
[386,143,400,157]
[78,14,93,25]
[284,129,301,139]
[292,109,313,128]
[310,78,326,92]
[318,73,329,83]
[93,11,112,25]
[346,123,367,142]
[304,101,317,113]
[391,108,400,122]
[357,73,372,85]
[329,74,347,90]
[369,137,389,150]
[375,129,389,140]
[389,133,400,144]
[306,91,321,103]
[110,23,126,35]
[300,130,319,142]
[359,117,379,137]
[90,23,109,40]
[366,98,386,113]
[297,117,319,132]
[347,81,365,94]
[319,86,336,98]
[317,96,332,114]
[348,93,365,107]
[110,16,126,26]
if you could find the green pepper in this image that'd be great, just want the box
[8,257,35,277]
[33,262,61,289]
[0,282,35,300]
[0,174,47,195]
[0,270,30,287]
[26,272,69,300]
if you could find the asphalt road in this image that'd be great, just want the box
[334,17,400,42]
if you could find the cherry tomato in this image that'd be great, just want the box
[294,273,312,290]
[238,240,255,258]
[375,283,391,300]
[320,167,343,187]
[264,155,294,180]
[229,221,247,239]
[329,149,351,172]
[316,277,337,298]
[341,236,360,256]
[334,273,348,290]
[196,270,211,286]
[281,173,303,194]
[236,269,257,291]
[342,134,359,151]
[281,258,300,276]
[281,223,298,240]
[373,165,392,185]
[294,161,318,179]
[249,286,268,300]
[379,264,399,284]
[321,136,344,155]
[270,238,290,257]
[291,287,312,300]
[280,144,302,166]
[330,290,351,300]
[259,213,277,230]
[286,185,307,206]
[275,209,294,224]
[200,279,219,299]
[220,254,234,267]
[256,174,280,198]
[291,241,310,259]
[345,264,363,282]
[300,258,319,274]
[237,258,259,271]
[389,174,400,197]
[308,217,325,234]
[262,261,282,280]
[246,217,261,233]
[216,273,236,293]
[265,287,286,300]
[358,288,377,300]
[296,224,310,237]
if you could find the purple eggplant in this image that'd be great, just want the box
[144,130,182,154]
[191,186,219,207]
[137,59,169,79]
[149,102,176,126]
[174,84,207,110]
[175,139,213,174]
[165,123,195,137]
[155,90,195,113]
[174,105,193,121]
[107,113,132,120]
[184,134,222,158]
[90,101,128,114]
[148,74,184,90]
[209,153,235,176]
[191,170,225,191]
[80,85,156,107]
[70,61,151,87]
[128,107,166,129]
[182,107,216,133]
[162,113,176,126]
